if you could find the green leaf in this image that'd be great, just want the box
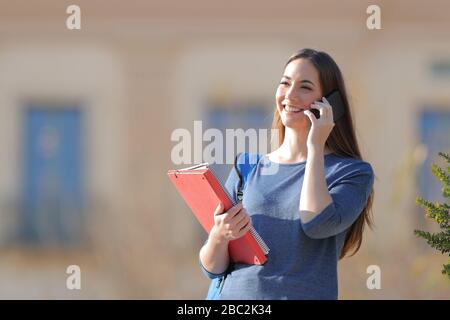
[414,151,450,280]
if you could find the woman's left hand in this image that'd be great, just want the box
[303,97,335,150]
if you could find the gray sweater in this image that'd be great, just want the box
[209,152,374,300]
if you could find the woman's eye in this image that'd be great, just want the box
[279,82,311,90]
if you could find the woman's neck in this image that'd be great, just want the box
[273,126,331,163]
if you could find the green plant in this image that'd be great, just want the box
[415,152,450,279]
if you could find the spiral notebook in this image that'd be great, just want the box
[167,163,269,265]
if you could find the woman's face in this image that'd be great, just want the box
[275,58,323,129]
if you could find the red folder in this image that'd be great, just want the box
[167,164,269,265]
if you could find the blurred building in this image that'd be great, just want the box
[0,0,449,299]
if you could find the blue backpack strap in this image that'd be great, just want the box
[206,277,224,300]
[235,152,262,201]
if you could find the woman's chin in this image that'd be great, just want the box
[282,116,309,129]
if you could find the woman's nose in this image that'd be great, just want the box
[285,86,300,102]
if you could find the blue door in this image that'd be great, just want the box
[21,106,84,246]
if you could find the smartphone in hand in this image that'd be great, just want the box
[310,90,346,122]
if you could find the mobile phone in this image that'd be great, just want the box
[310,90,346,122]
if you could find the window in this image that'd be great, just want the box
[205,104,272,183]
[417,109,450,205]
[19,105,85,246]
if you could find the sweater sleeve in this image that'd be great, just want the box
[199,254,228,279]
[301,161,375,239]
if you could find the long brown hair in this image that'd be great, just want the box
[272,48,375,259]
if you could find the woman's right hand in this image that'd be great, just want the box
[210,202,252,243]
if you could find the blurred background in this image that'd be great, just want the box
[0,0,449,299]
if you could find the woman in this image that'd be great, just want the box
[199,48,375,300]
